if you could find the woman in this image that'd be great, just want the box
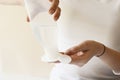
[1,0,120,80]
[48,0,120,80]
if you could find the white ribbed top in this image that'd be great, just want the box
[56,0,120,79]
[24,0,120,79]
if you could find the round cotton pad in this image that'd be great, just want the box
[58,54,72,64]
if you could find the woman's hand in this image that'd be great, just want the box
[65,40,105,67]
[49,0,61,21]
[27,0,61,22]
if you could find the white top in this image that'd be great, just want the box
[54,0,120,80]
[24,0,120,80]
[58,0,120,52]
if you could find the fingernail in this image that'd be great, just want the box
[77,52,84,56]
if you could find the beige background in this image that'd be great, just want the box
[0,5,53,79]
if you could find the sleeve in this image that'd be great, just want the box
[50,64,81,80]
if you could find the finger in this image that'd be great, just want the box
[70,51,89,66]
[65,46,81,55]
[70,53,83,65]
[70,51,85,62]
[49,0,59,14]
[26,16,30,22]
[65,45,83,55]
[65,43,89,55]
[48,61,60,63]
[49,0,53,2]
[59,52,64,54]
[53,7,61,21]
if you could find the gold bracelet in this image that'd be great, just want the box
[96,44,106,57]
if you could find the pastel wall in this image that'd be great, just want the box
[0,5,53,77]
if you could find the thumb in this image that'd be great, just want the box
[65,43,89,55]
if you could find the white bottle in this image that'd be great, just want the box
[24,0,72,64]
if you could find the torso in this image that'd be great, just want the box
[56,0,120,79]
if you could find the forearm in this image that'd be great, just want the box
[99,46,120,74]
[0,0,24,5]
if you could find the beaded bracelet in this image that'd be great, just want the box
[96,44,106,57]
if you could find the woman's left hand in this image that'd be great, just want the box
[65,40,104,67]
[27,0,61,22]
[49,0,61,21]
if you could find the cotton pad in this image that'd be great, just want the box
[41,52,72,64]
[58,54,72,64]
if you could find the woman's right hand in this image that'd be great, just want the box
[27,0,61,22]
[49,0,61,21]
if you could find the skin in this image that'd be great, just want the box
[64,40,104,67]
[48,0,61,21]
[65,40,120,73]
[0,0,61,22]
[27,0,61,22]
